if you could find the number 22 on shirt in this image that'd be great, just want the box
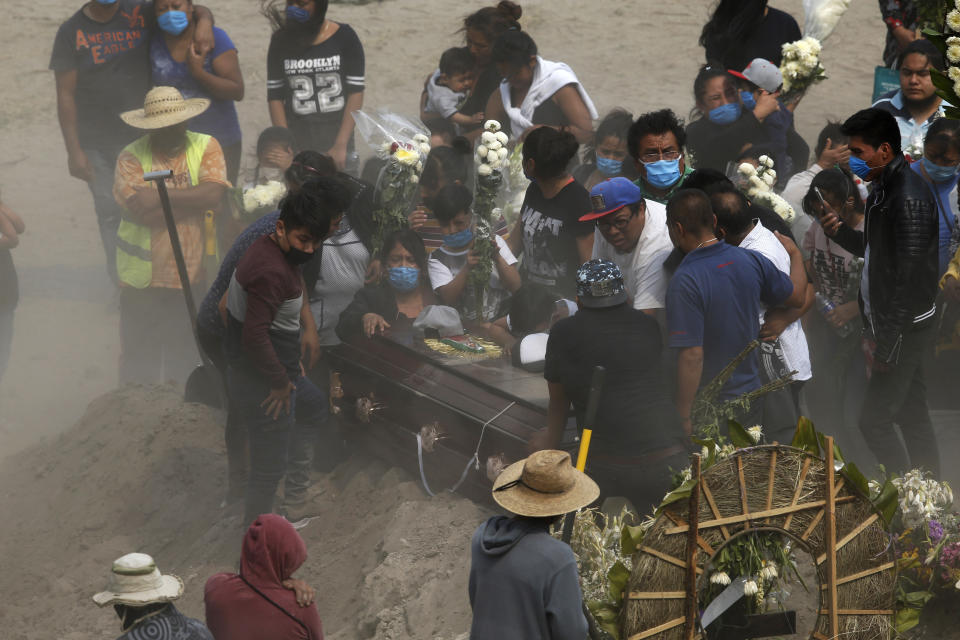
[289,73,344,115]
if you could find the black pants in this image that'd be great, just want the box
[587,448,690,517]
[859,325,939,477]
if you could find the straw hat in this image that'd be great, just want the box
[92,553,184,607]
[492,450,600,517]
[120,86,210,130]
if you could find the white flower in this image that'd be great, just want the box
[949,46,960,65]
[949,10,960,32]
[484,120,501,132]
[478,164,492,177]
[762,173,776,187]
[743,580,759,596]
[749,175,766,191]
[758,155,772,168]
[767,169,777,180]
[761,562,778,581]
[415,161,423,173]
[497,147,510,160]
[476,145,489,159]
[412,133,429,144]
[738,162,757,177]
[747,425,763,443]
[495,131,509,146]
[701,445,711,459]
[487,140,502,152]
[710,571,731,586]
[409,175,419,184]
[949,36,960,47]
[481,131,497,146]
[487,158,502,170]
[419,143,432,155]
[953,79,960,97]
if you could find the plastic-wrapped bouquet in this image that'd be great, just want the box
[469,120,509,320]
[737,156,796,223]
[353,110,431,255]
[228,180,287,222]
[780,37,827,101]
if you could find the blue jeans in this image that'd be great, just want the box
[83,147,123,285]
[229,370,328,525]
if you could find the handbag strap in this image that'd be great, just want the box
[239,574,313,639]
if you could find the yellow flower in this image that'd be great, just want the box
[948,9,960,32]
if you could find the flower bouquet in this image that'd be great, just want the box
[468,119,510,320]
[738,156,796,223]
[916,4,960,122]
[779,37,827,104]
[353,110,431,256]
[228,180,287,223]
[801,0,851,42]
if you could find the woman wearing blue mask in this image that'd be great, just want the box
[337,229,439,339]
[265,0,366,175]
[151,0,244,183]
[685,66,769,173]
[572,109,638,191]
[428,184,521,322]
[911,118,960,276]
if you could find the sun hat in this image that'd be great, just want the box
[120,86,210,130]
[492,449,600,517]
[581,177,644,222]
[728,58,783,94]
[575,258,627,308]
[92,553,184,607]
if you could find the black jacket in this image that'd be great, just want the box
[831,155,938,364]
[686,111,768,172]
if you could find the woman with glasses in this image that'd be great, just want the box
[685,66,771,174]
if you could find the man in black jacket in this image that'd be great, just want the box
[819,108,940,476]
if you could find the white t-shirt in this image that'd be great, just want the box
[591,198,673,311]
[740,221,812,381]
[428,235,518,321]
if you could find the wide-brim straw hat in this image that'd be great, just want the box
[92,552,184,607]
[120,86,210,130]
[492,450,600,517]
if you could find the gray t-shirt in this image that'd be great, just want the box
[424,69,467,119]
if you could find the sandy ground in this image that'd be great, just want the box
[0,0,887,454]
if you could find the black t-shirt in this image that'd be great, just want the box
[0,248,16,312]
[706,7,802,70]
[49,0,152,153]
[686,111,769,173]
[267,23,365,153]
[518,180,593,298]
[544,305,683,455]
[460,65,500,117]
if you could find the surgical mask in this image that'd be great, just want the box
[388,266,420,292]
[848,155,874,180]
[596,156,623,177]
[707,103,742,126]
[443,227,474,249]
[95,0,118,4]
[286,5,311,23]
[643,158,682,190]
[922,157,960,183]
[157,10,189,36]
[740,91,757,110]
[284,246,314,266]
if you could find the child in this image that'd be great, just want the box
[427,184,521,321]
[423,47,484,132]
[480,284,577,367]
[248,126,296,188]
[0,197,24,385]
[729,58,808,184]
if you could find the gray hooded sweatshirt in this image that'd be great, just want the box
[468,515,588,640]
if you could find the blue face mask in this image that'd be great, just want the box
[643,158,682,190]
[740,91,757,110]
[596,156,623,177]
[387,267,420,292]
[286,5,312,23]
[922,156,960,183]
[443,227,474,249]
[94,0,118,4]
[848,155,873,180]
[707,103,742,126]
[157,10,189,36]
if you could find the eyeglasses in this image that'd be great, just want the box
[596,209,638,231]
[640,150,682,164]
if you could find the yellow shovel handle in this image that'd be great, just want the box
[575,428,592,472]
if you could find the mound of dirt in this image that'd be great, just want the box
[0,385,489,640]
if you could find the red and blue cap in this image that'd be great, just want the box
[580,177,643,222]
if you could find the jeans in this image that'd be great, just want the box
[0,308,13,385]
[119,287,199,386]
[83,147,123,285]
[229,370,328,525]
[859,325,939,476]
[197,326,246,499]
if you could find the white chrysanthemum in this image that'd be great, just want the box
[701,445,711,459]
[949,46,960,65]
[487,158,502,169]
[497,147,510,160]
[749,175,766,191]
[951,66,960,82]
[738,162,757,177]
[419,143,432,155]
[743,580,759,596]
[487,140,502,152]
[481,132,497,145]
[949,36,960,46]
[710,571,731,586]
[761,562,778,581]
[747,425,763,443]
[409,175,419,184]
[495,131,509,146]
[955,577,960,590]
[953,79,960,97]
[783,61,802,78]
[412,133,429,144]
[415,161,423,173]
[761,155,774,168]
[243,192,258,211]
[949,10,960,32]
[767,168,777,180]
[476,145,489,159]
[762,173,776,187]
[484,120,501,132]
[478,164,492,177]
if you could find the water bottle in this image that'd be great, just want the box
[816,292,854,338]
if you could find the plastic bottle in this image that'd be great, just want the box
[816,292,854,338]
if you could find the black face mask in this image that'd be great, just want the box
[284,246,314,266]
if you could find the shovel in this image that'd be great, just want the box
[143,169,224,408]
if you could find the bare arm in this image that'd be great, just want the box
[675,346,704,436]
[435,266,471,306]
[187,48,244,101]
[269,100,288,128]
[54,70,93,182]
[575,233,594,264]
[328,92,363,169]
[495,253,522,293]
[506,218,523,256]
[0,210,19,249]
[760,282,814,341]
[192,5,215,56]
[551,84,594,145]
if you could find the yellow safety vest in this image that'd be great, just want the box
[116,131,211,289]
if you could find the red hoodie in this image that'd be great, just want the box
[205,514,323,640]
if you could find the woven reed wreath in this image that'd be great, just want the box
[622,440,895,640]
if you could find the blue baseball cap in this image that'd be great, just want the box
[581,177,644,222]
